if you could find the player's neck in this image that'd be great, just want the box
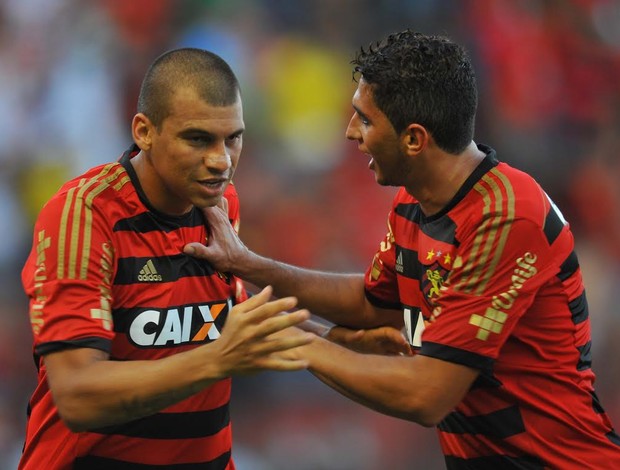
[409,141,485,216]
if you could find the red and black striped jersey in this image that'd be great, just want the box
[365,144,620,469]
[20,145,246,470]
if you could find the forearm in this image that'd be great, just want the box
[234,253,386,327]
[301,337,477,427]
[304,338,426,422]
[47,346,223,431]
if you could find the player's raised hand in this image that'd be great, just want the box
[211,286,313,376]
[183,198,247,273]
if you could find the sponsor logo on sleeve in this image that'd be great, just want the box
[469,252,538,340]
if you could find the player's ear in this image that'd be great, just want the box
[132,113,154,151]
[402,123,428,156]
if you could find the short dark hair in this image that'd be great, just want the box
[352,30,477,154]
[137,48,240,128]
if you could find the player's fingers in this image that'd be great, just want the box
[237,294,301,324]
[252,331,314,356]
[325,326,360,344]
[201,203,229,227]
[381,328,412,356]
[183,241,210,257]
[227,286,280,315]
[255,309,311,337]
[216,197,229,214]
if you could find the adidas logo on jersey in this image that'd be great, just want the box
[395,251,404,273]
[138,259,163,282]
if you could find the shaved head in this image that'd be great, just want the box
[137,48,241,128]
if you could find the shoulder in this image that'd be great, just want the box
[495,163,550,227]
[37,162,132,222]
[471,162,549,228]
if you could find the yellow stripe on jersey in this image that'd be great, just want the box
[459,170,515,294]
[81,168,128,279]
[475,170,515,295]
[57,181,85,279]
[113,175,131,191]
[71,165,122,278]
[57,164,129,280]
[461,180,492,289]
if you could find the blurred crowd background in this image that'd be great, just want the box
[1,0,620,468]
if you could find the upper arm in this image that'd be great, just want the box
[45,348,109,384]
[334,275,403,329]
[44,348,109,420]
[361,302,404,330]
[407,354,479,426]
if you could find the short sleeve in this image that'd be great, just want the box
[364,209,401,310]
[420,216,560,366]
[22,192,116,356]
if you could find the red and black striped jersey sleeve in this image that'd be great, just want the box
[22,162,128,356]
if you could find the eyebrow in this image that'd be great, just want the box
[179,127,245,138]
[352,105,369,122]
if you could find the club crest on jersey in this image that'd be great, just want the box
[421,264,449,305]
[128,299,231,347]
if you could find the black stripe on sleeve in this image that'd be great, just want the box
[569,291,589,324]
[92,404,229,439]
[607,430,620,447]
[588,390,620,446]
[439,405,525,439]
[74,450,231,470]
[420,341,494,373]
[35,337,112,357]
[364,289,401,310]
[557,251,579,281]
[577,341,592,371]
[543,208,564,245]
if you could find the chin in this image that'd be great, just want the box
[376,177,398,188]
[194,197,222,209]
[374,174,387,186]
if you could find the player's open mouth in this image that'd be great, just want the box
[198,179,228,195]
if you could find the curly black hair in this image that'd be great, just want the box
[352,30,477,154]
